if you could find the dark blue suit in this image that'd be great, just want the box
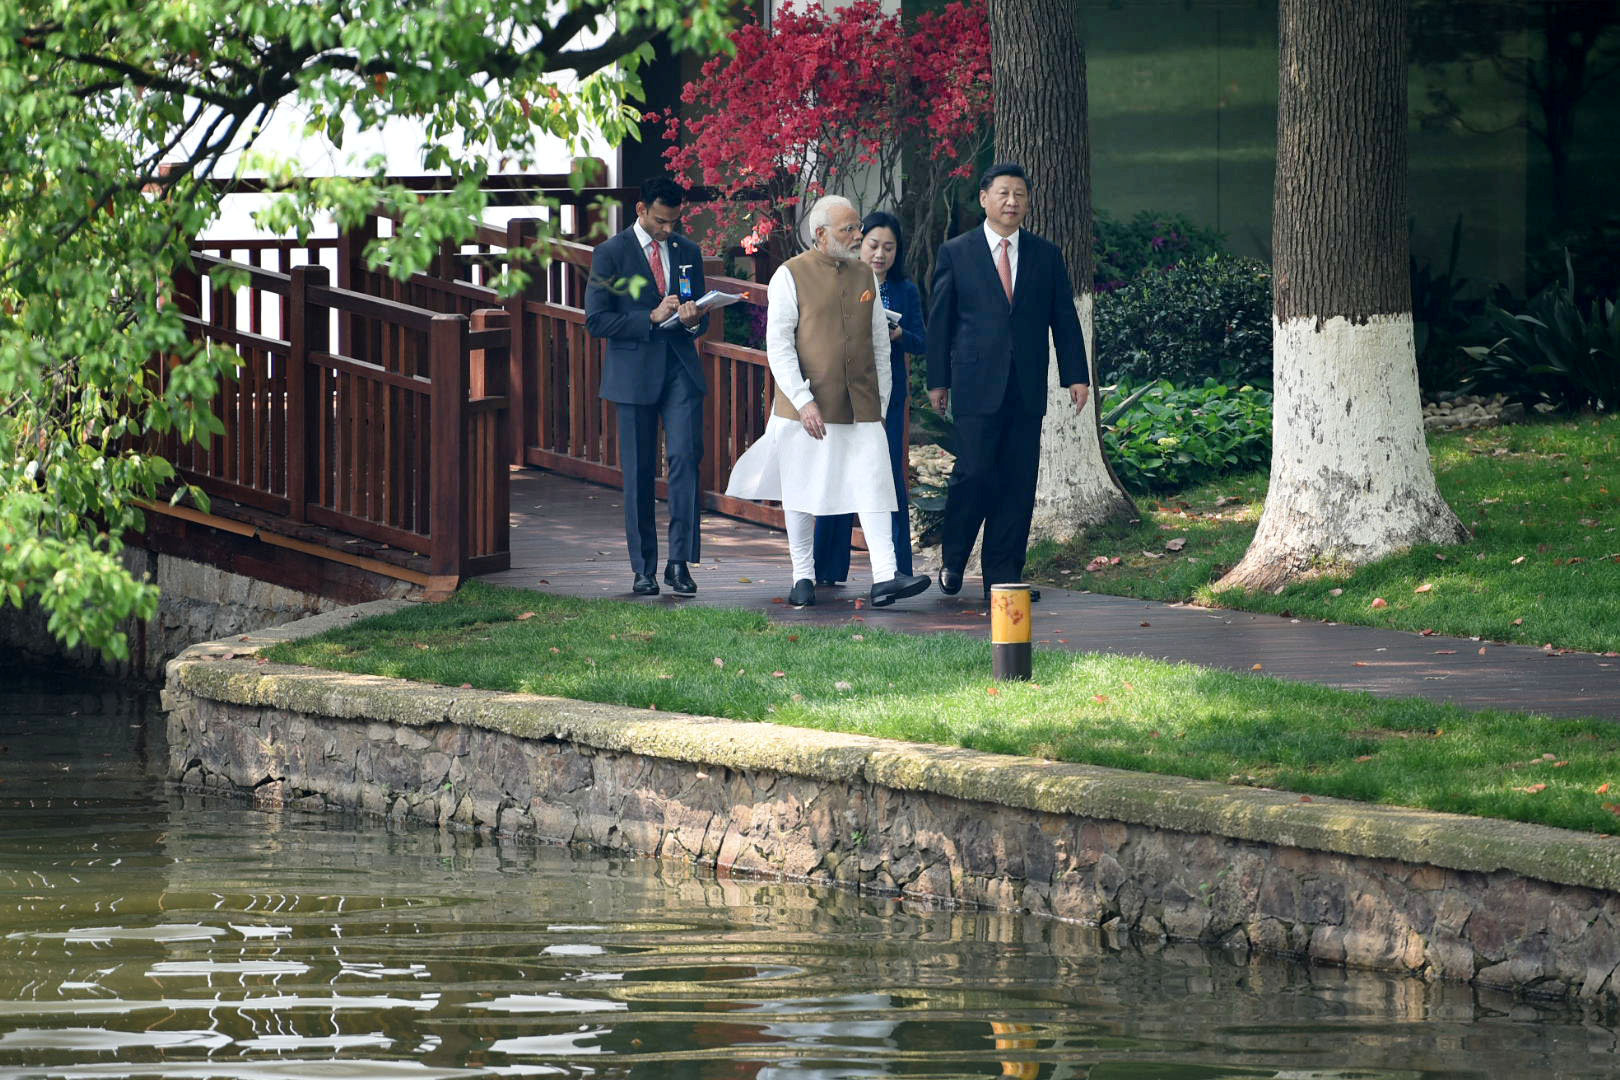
[813,276,923,582]
[584,226,709,576]
[926,226,1086,588]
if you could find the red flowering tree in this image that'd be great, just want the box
[658,0,991,283]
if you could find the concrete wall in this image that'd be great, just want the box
[162,609,1620,1004]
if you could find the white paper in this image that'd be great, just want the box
[882,306,903,326]
[659,289,745,328]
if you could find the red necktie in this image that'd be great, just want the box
[997,238,1013,303]
[648,240,667,295]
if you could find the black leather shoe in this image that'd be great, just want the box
[938,567,963,595]
[632,573,659,596]
[663,560,697,596]
[788,578,816,606]
[983,585,1041,603]
[870,573,931,607]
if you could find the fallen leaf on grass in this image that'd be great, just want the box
[1414,583,1433,594]
[987,686,1000,696]
[459,683,473,689]
[712,657,725,667]
[549,647,560,654]
[787,635,799,642]
[1553,761,1569,767]
[517,611,537,621]
[1355,755,1374,762]
[1605,803,1620,815]
[1370,597,1388,609]
[1328,587,1344,596]
[834,680,853,691]
[1166,538,1188,552]
[658,674,673,680]
[1598,783,1611,794]
[771,671,786,678]
[1512,555,1527,565]
[1517,783,1548,794]
[1092,694,1109,703]
[415,643,430,650]
[851,634,865,641]
[1512,617,1525,625]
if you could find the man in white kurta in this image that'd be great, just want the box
[725,196,931,608]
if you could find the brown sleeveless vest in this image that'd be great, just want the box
[772,249,882,424]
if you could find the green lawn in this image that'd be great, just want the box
[264,581,1620,837]
[1027,415,1620,655]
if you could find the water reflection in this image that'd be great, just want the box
[2,666,1619,1078]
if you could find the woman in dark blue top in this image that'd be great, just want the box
[814,210,924,585]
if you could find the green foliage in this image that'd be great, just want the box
[1092,210,1226,289]
[266,580,1620,835]
[1102,380,1272,493]
[1093,255,1274,387]
[0,0,729,658]
[1462,257,1620,413]
[1410,216,1481,396]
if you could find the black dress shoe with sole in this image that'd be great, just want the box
[870,573,931,607]
[663,561,697,596]
[938,567,963,595]
[788,578,816,606]
[632,573,659,596]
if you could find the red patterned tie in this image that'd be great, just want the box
[648,240,667,295]
[997,238,1013,303]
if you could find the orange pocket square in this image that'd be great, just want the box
[858,288,875,303]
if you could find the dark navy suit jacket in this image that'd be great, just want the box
[925,227,1087,416]
[584,227,709,405]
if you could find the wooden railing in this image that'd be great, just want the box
[338,215,783,530]
[156,250,511,581]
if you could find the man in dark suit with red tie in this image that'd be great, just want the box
[584,177,709,597]
[926,162,1090,603]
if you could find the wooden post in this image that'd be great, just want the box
[286,264,329,523]
[429,314,469,587]
[334,213,377,361]
[471,308,511,562]
[505,218,541,463]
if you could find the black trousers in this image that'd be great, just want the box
[940,383,1042,588]
[616,363,704,575]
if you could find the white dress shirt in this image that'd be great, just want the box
[631,220,672,292]
[983,222,1020,294]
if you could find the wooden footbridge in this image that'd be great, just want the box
[142,173,786,597]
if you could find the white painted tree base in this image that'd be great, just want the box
[1031,292,1135,541]
[1220,313,1467,590]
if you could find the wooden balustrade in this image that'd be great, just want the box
[155,250,510,582]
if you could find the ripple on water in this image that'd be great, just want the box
[4,671,1620,1079]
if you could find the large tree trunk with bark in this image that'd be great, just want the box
[989,0,1135,540]
[1219,0,1467,593]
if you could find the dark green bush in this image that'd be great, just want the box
[1411,217,1483,396]
[1462,257,1620,413]
[1093,210,1226,289]
[1093,255,1273,387]
[1101,380,1272,494]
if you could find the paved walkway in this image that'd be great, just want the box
[480,469,1620,720]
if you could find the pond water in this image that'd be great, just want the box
[3,667,1620,1079]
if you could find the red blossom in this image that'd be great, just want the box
[659,0,991,259]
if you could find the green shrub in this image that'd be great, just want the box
[1102,380,1272,493]
[1093,210,1226,289]
[1093,255,1273,387]
[1462,256,1620,413]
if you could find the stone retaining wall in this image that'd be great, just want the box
[163,609,1620,1003]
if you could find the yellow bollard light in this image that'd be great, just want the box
[989,583,1033,681]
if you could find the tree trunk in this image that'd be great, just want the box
[1219,0,1467,593]
[989,0,1135,541]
